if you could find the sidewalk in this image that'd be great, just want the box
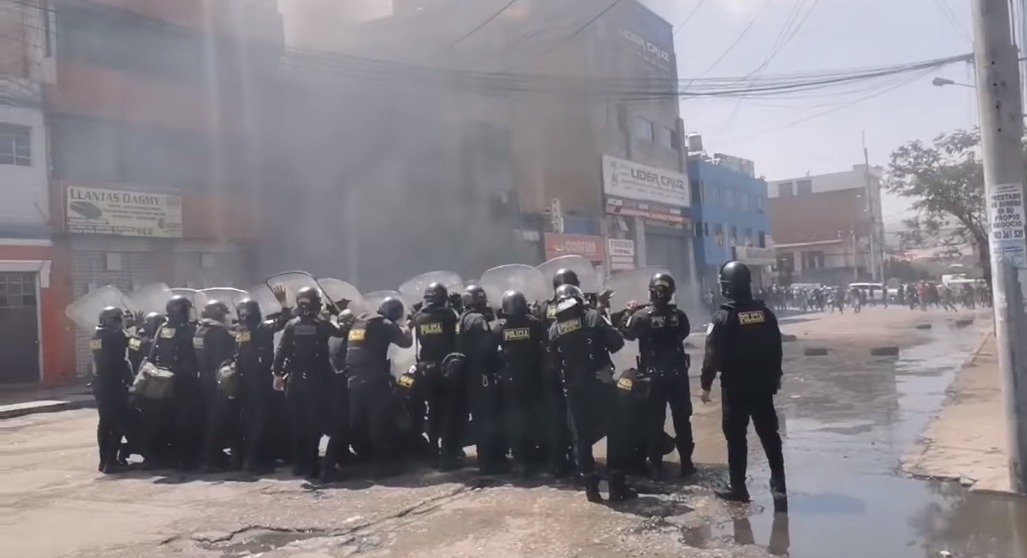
[0,381,94,419]
[902,332,1012,493]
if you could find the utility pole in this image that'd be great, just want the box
[972,0,1027,494]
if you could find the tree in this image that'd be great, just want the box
[885,129,990,279]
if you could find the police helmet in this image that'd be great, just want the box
[719,260,753,301]
[501,290,529,318]
[552,268,580,290]
[295,287,322,317]
[202,300,230,322]
[555,284,584,303]
[464,284,488,311]
[141,311,164,338]
[423,282,448,307]
[649,272,676,305]
[377,297,405,322]
[98,306,124,328]
[236,299,261,325]
[166,295,193,324]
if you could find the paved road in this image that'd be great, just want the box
[2,307,1025,557]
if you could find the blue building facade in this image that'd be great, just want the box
[689,157,772,289]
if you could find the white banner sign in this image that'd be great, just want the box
[989,183,1026,269]
[607,238,636,271]
[602,155,689,207]
[67,185,183,238]
[734,246,776,266]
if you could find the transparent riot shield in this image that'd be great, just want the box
[398,271,463,308]
[244,283,284,317]
[197,288,250,312]
[65,285,131,332]
[536,255,601,294]
[263,271,322,309]
[126,283,172,315]
[317,278,367,314]
[480,264,548,307]
[361,289,415,378]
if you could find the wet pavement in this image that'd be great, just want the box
[700,314,1027,558]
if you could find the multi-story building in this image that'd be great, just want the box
[689,151,773,291]
[46,0,282,377]
[768,164,885,286]
[0,0,71,385]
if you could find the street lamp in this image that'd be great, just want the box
[932,76,975,89]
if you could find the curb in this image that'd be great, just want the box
[0,398,94,420]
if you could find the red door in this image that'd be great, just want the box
[0,272,40,384]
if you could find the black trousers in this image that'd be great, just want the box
[542,375,570,471]
[324,373,352,468]
[419,366,463,460]
[722,389,785,489]
[94,387,129,465]
[502,379,542,466]
[287,378,325,475]
[563,376,613,477]
[467,373,504,468]
[239,382,271,470]
[648,373,694,464]
[348,376,396,465]
[172,376,202,468]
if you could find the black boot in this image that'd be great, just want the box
[714,484,751,503]
[680,458,698,477]
[647,458,663,482]
[584,474,603,503]
[770,477,788,513]
[608,471,638,502]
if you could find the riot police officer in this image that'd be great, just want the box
[91,307,132,474]
[345,297,413,475]
[496,290,547,478]
[126,311,163,466]
[547,284,630,503]
[410,282,461,467]
[273,287,345,480]
[149,295,201,471]
[701,261,787,510]
[195,300,237,471]
[537,269,579,476]
[621,273,697,480]
[128,312,162,374]
[458,285,504,474]
[234,299,288,474]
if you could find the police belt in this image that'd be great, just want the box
[415,361,443,381]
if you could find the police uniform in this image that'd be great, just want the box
[547,306,625,485]
[91,325,132,471]
[344,313,412,468]
[537,298,572,474]
[459,308,503,472]
[622,304,695,477]
[195,318,236,469]
[701,299,785,497]
[497,313,546,472]
[411,304,460,460]
[149,320,200,469]
[234,318,281,473]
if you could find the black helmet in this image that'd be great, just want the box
[98,306,123,328]
[295,287,322,317]
[555,284,584,303]
[649,272,676,305]
[423,282,448,307]
[236,299,261,325]
[166,295,193,324]
[552,268,580,290]
[501,290,529,318]
[202,300,230,322]
[377,297,405,322]
[141,312,164,338]
[719,260,753,301]
[464,284,488,311]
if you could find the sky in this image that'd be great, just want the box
[638,0,980,227]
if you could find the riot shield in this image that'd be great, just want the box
[362,289,415,379]
[398,271,463,306]
[244,283,284,317]
[362,290,412,316]
[263,271,321,309]
[197,288,250,311]
[480,264,548,307]
[603,267,669,378]
[65,285,131,332]
[317,278,367,313]
[169,288,203,309]
[536,255,601,294]
[126,283,172,315]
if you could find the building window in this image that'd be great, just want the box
[778,182,794,197]
[714,224,724,247]
[655,126,673,149]
[730,226,738,244]
[757,195,765,213]
[670,129,681,150]
[758,231,766,248]
[745,228,753,246]
[0,123,31,166]
[801,251,825,269]
[704,222,710,237]
[797,179,813,195]
[723,190,734,209]
[632,118,654,142]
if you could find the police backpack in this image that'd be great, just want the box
[130,361,175,400]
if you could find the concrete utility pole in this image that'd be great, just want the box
[971,0,1027,494]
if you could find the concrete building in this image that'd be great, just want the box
[689,152,773,290]
[768,164,885,286]
[0,0,71,385]
[46,0,282,377]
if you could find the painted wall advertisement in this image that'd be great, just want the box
[989,182,1026,269]
[607,238,636,271]
[545,233,605,262]
[602,155,690,208]
[66,185,183,238]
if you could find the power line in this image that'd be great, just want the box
[504,0,623,71]
[450,0,521,48]
[673,0,707,36]
[695,0,772,78]
[933,0,971,41]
